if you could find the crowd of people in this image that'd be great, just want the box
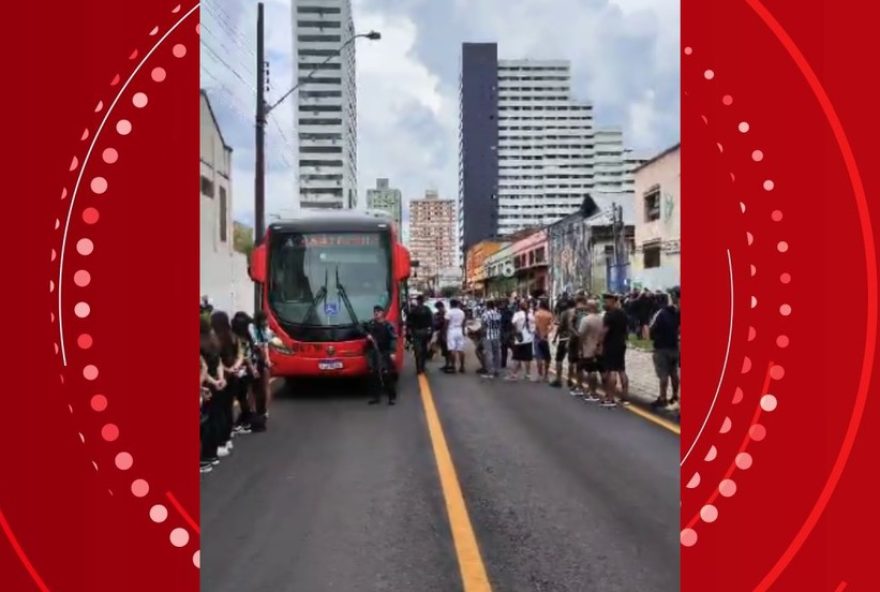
[199,297,273,474]
[407,287,680,410]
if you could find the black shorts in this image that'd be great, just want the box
[555,340,568,362]
[653,348,680,380]
[568,336,580,364]
[513,342,534,362]
[578,356,603,374]
[535,339,551,361]
[602,347,626,372]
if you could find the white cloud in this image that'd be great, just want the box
[201,0,679,236]
[353,3,460,225]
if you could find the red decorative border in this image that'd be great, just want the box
[2,1,199,589]
[683,0,880,589]
[5,0,880,590]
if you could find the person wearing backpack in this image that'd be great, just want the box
[506,300,536,381]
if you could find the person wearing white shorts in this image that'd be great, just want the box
[445,300,467,373]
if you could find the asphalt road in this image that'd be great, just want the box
[201,358,679,592]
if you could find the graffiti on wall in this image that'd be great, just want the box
[548,215,592,298]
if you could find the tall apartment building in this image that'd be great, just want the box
[294,0,358,210]
[409,190,457,288]
[366,178,402,227]
[458,43,636,252]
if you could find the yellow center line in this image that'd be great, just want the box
[546,367,680,436]
[418,374,493,592]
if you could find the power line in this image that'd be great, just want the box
[200,39,256,92]
[202,3,256,57]
[200,20,256,79]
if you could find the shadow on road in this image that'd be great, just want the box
[272,377,373,401]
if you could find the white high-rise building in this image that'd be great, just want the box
[294,0,357,210]
[493,58,634,235]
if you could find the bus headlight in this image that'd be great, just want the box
[269,337,294,355]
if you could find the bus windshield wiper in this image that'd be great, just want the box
[334,266,361,331]
[303,268,329,323]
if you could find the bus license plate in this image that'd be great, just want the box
[319,360,343,371]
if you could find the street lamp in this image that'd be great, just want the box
[253,1,380,311]
[263,30,381,117]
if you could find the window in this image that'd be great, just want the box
[298,62,341,70]
[299,104,342,112]
[297,6,341,14]
[300,90,342,98]
[298,118,342,126]
[301,146,342,154]
[219,187,227,242]
[298,77,341,85]
[297,20,342,28]
[297,34,341,43]
[644,245,661,268]
[200,175,214,197]
[644,186,661,221]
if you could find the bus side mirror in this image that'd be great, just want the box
[394,244,411,281]
[249,244,267,284]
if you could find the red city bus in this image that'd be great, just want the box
[249,212,411,378]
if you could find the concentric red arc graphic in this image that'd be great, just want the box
[683,0,880,589]
[4,0,880,590]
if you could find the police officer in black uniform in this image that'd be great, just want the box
[407,295,434,374]
[364,305,398,405]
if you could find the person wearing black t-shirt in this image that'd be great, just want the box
[601,293,629,404]
[407,295,434,374]
[650,292,681,407]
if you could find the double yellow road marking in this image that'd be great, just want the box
[418,374,493,592]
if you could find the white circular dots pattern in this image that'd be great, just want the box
[704,69,715,80]
[132,92,149,108]
[131,479,150,498]
[763,179,775,191]
[700,505,719,523]
[193,550,200,569]
[77,238,94,256]
[761,394,778,412]
[681,528,698,547]
[91,177,108,194]
[738,121,750,133]
[719,479,737,498]
[116,119,132,135]
[150,504,168,524]
[735,452,753,470]
[170,528,190,548]
[752,150,764,162]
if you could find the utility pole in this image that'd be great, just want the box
[254,2,266,312]
[251,6,379,312]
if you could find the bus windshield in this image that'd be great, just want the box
[268,231,391,327]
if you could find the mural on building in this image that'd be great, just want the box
[548,215,592,298]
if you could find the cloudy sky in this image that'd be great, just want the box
[201,0,679,235]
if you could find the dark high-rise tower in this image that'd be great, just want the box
[458,43,499,258]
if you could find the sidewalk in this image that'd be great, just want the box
[549,343,680,424]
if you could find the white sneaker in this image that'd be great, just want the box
[584,394,601,402]
[226,440,233,450]
[217,445,230,458]
[569,389,584,397]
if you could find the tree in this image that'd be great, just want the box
[233,222,254,258]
